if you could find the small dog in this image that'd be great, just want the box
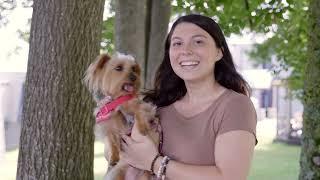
[84,52,161,180]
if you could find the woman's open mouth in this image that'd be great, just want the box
[179,60,200,70]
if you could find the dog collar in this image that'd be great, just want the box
[96,94,134,123]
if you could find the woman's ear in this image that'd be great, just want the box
[216,48,223,61]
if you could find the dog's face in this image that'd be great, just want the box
[84,53,141,100]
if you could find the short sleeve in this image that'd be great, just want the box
[217,94,258,144]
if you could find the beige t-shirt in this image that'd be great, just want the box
[158,89,257,166]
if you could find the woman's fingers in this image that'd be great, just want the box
[131,121,149,142]
[120,138,129,151]
[121,135,134,144]
[119,151,128,161]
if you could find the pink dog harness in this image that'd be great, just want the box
[96,94,134,123]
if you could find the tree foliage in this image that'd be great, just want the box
[0,0,32,26]
[249,1,309,94]
[101,16,114,52]
[0,0,16,26]
[172,0,290,35]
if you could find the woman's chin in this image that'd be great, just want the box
[180,75,205,83]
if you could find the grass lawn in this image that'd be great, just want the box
[249,142,300,180]
[248,119,301,180]
[1,119,300,180]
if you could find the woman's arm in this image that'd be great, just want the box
[153,130,255,180]
[121,128,255,180]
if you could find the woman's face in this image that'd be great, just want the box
[169,22,222,82]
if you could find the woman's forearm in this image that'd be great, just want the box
[153,157,226,180]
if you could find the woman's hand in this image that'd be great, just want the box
[120,122,159,171]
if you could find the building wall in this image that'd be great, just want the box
[228,41,303,122]
[0,72,25,150]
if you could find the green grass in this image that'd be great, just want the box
[248,119,301,180]
[0,119,301,180]
[249,143,300,180]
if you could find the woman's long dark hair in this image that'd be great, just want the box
[143,14,250,107]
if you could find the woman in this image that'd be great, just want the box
[121,14,257,180]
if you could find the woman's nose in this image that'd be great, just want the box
[181,43,193,55]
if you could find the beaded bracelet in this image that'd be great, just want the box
[150,154,161,175]
[162,157,170,179]
[157,156,171,180]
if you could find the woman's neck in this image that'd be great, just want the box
[182,78,226,105]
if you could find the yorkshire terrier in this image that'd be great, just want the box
[84,52,161,180]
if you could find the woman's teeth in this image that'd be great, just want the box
[180,61,199,68]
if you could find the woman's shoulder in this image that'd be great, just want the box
[216,89,257,143]
[222,89,253,107]
[212,89,255,116]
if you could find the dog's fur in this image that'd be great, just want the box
[84,52,160,180]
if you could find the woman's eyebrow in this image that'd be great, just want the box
[171,34,208,40]
[192,34,207,38]
[171,36,182,41]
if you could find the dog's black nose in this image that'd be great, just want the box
[129,73,136,82]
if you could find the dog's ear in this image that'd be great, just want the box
[83,53,111,92]
[133,62,141,76]
[95,54,111,71]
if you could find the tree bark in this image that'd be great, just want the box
[114,0,171,88]
[145,0,171,88]
[115,0,147,83]
[299,0,320,179]
[16,0,105,179]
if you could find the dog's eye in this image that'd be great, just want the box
[132,66,137,72]
[115,65,123,71]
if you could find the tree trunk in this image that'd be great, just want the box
[16,0,105,179]
[145,0,171,88]
[115,0,147,83]
[114,0,171,88]
[299,0,320,179]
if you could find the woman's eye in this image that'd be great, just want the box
[195,40,204,45]
[172,41,182,47]
[115,66,123,71]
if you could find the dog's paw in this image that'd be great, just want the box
[118,99,139,114]
[138,103,159,126]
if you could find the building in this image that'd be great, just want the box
[228,35,303,144]
[0,72,25,151]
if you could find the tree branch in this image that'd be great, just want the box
[244,0,253,29]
